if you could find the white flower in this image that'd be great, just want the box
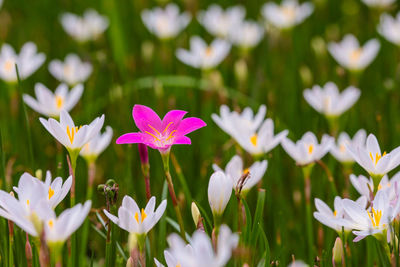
[378,13,400,46]
[23,83,83,118]
[208,171,233,216]
[281,132,334,166]
[350,173,400,202]
[39,110,105,151]
[341,190,400,241]
[80,126,113,161]
[104,196,166,235]
[261,0,314,30]
[362,0,395,8]
[288,261,309,267]
[154,250,180,267]
[176,36,231,70]
[49,54,93,85]
[141,4,191,40]
[60,9,109,42]
[166,224,238,267]
[0,42,45,83]
[328,34,380,72]
[303,82,360,117]
[213,155,268,192]
[228,20,264,49]
[346,134,400,177]
[330,130,367,163]
[314,196,367,233]
[197,5,245,38]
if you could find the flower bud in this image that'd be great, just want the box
[138,144,149,165]
[208,171,233,216]
[332,237,343,266]
[35,169,43,180]
[191,202,201,226]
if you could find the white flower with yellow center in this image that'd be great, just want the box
[104,195,166,235]
[0,42,45,83]
[341,190,400,242]
[208,171,233,216]
[350,173,400,202]
[314,196,367,233]
[228,20,265,50]
[213,155,268,192]
[378,13,400,46]
[80,126,113,162]
[176,36,231,70]
[166,224,238,267]
[60,9,109,42]
[39,110,105,152]
[330,129,367,163]
[362,0,395,8]
[197,5,245,38]
[281,132,334,166]
[303,82,360,118]
[141,4,191,40]
[346,134,400,178]
[328,34,380,72]
[261,0,314,30]
[23,83,83,118]
[49,54,93,86]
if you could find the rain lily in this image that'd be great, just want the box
[281,132,334,166]
[197,5,245,38]
[80,126,113,162]
[0,42,45,83]
[154,250,180,267]
[23,83,83,118]
[60,9,109,42]
[314,196,367,233]
[213,155,268,192]
[350,173,400,202]
[378,13,400,46]
[303,82,361,118]
[176,36,231,70]
[208,171,233,216]
[330,130,367,163]
[104,195,167,236]
[141,4,191,40]
[48,54,93,86]
[116,104,206,153]
[261,0,314,30]
[341,190,400,242]
[328,34,380,72]
[346,133,400,181]
[166,224,238,267]
[362,0,395,8]
[228,20,265,50]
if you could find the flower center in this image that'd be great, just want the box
[205,47,213,57]
[55,96,64,109]
[47,219,54,229]
[66,125,81,144]
[367,207,382,228]
[250,134,258,146]
[350,48,363,64]
[134,208,147,223]
[48,186,55,200]
[282,6,295,19]
[145,123,177,146]
[26,199,30,206]
[4,59,14,73]
[63,65,72,76]
[323,96,331,112]
[369,151,386,165]
[333,210,337,217]
[339,144,346,152]
[308,144,314,155]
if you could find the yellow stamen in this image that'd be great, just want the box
[145,131,161,141]
[176,265,181,267]
[205,47,213,56]
[333,210,337,217]
[66,126,81,144]
[243,168,250,175]
[48,219,54,229]
[147,124,161,136]
[4,60,14,72]
[134,208,147,223]
[350,48,362,63]
[163,122,174,133]
[26,199,30,206]
[250,134,258,146]
[308,145,314,154]
[165,130,177,141]
[48,187,55,200]
[55,96,63,109]
[378,184,382,191]
[369,151,387,165]
[340,144,346,152]
[367,207,382,228]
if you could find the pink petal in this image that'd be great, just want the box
[173,136,191,145]
[161,110,187,132]
[116,133,147,144]
[132,105,162,133]
[176,117,207,136]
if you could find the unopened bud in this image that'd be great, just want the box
[332,237,344,266]
[234,59,248,83]
[191,202,201,226]
[138,144,149,165]
[35,169,43,180]
[126,257,134,267]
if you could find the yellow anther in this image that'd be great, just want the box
[350,48,362,63]
[134,208,147,223]
[26,199,30,206]
[147,124,161,136]
[367,207,382,228]
[55,96,63,109]
[66,126,80,144]
[163,122,174,133]
[176,264,181,267]
[4,60,14,72]
[308,145,314,154]
[250,134,258,146]
[48,187,55,200]
[339,144,346,152]
[48,219,54,229]
[243,168,250,175]
[205,47,213,56]
[165,130,177,141]
[370,151,387,165]
[145,131,161,141]
[333,210,337,217]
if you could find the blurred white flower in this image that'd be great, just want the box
[23,83,83,118]
[49,54,93,86]
[198,5,245,38]
[60,9,109,42]
[166,224,238,267]
[0,42,45,83]
[104,196,166,235]
[330,130,367,163]
[350,173,400,202]
[288,260,309,267]
[213,155,268,192]
[303,82,360,117]
[328,34,380,72]
[362,0,395,8]
[39,110,105,152]
[141,4,191,40]
[346,134,400,177]
[261,0,314,30]
[176,36,231,70]
[281,132,334,166]
[378,13,400,46]
[208,171,233,216]
[154,250,179,267]
[80,126,113,162]
[228,20,265,49]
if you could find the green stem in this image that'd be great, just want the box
[302,165,314,264]
[8,220,14,267]
[67,149,79,207]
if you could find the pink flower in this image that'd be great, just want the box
[116,105,207,152]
